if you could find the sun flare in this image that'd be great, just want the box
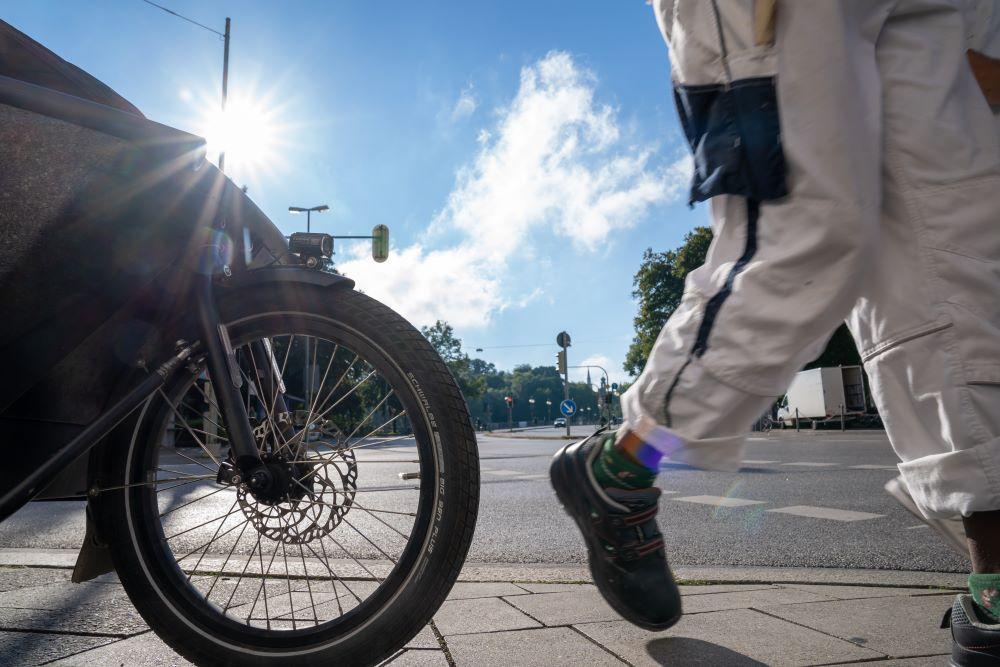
[187,85,291,183]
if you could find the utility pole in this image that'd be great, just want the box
[557,331,571,437]
[140,2,231,171]
[219,17,231,172]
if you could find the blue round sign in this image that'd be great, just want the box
[559,399,577,417]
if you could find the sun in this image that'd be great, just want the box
[187,85,291,183]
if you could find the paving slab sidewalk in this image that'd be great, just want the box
[0,564,961,666]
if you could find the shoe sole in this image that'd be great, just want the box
[550,442,682,632]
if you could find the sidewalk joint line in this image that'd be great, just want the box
[429,620,456,667]
[748,606,881,649]
[36,630,156,666]
[497,595,546,626]
[0,624,133,640]
[807,652,950,666]
[567,624,636,666]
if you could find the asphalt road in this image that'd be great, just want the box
[0,431,970,573]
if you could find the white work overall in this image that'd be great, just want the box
[622,0,1000,518]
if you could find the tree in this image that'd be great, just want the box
[421,320,464,363]
[626,227,860,376]
[625,227,712,375]
[420,320,485,405]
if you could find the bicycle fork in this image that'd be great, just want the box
[194,244,286,492]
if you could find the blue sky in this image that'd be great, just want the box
[6,1,706,384]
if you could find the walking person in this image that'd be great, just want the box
[550,2,1000,662]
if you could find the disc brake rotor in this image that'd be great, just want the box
[236,444,358,545]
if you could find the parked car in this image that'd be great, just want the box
[553,417,566,428]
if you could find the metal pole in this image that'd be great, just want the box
[795,408,800,432]
[563,348,570,438]
[219,17,231,172]
[840,403,845,431]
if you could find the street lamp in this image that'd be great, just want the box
[289,204,330,233]
[528,398,536,425]
[289,204,329,408]
[545,399,552,422]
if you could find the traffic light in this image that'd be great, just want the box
[556,350,567,374]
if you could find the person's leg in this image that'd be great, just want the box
[618,0,888,474]
[553,0,893,631]
[843,0,1000,632]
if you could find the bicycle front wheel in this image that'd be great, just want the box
[101,284,479,666]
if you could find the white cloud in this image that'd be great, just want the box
[339,51,688,329]
[450,85,478,121]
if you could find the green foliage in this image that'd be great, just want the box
[625,226,861,376]
[625,227,712,376]
[420,320,486,404]
[804,323,860,369]
[420,321,611,426]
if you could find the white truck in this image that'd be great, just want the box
[777,366,869,426]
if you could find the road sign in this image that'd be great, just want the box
[556,331,571,348]
[559,399,577,417]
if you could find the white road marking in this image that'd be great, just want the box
[850,464,898,470]
[742,460,778,465]
[767,505,883,522]
[483,469,524,476]
[780,462,837,467]
[674,495,766,508]
[907,524,931,530]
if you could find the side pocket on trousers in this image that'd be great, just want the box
[674,76,788,205]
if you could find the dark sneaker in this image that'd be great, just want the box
[944,594,1000,666]
[550,433,682,630]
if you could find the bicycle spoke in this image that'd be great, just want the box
[157,388,221,467]
[145,326,430,633]
[159,484,233,518]
[164,503,243,542]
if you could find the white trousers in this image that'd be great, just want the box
[622,0,1000,518]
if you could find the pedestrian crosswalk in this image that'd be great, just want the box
[480,459,899,525]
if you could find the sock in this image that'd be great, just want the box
[969,573,1000,623]
[592,432,659,490]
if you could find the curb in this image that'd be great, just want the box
[0,549,966,589]
[478,432,579,441]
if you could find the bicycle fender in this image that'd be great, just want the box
[219,266,356,291]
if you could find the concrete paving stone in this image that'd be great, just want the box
[0,566,72,592]
[405,624,440,649]
[47,631,191,666]
[383,648,449,666]
[0,580,125,610]
[681,586,836,614]
[446,627,625,666]
[433,597,541,636]
[0,631,117,666]
[0,598,148,636]
[513,582,596,594]
[503,589,621,625]
[762,593,955,657]
[446,582,528,600]
[575,609,882,666]
[784,584,961,601]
